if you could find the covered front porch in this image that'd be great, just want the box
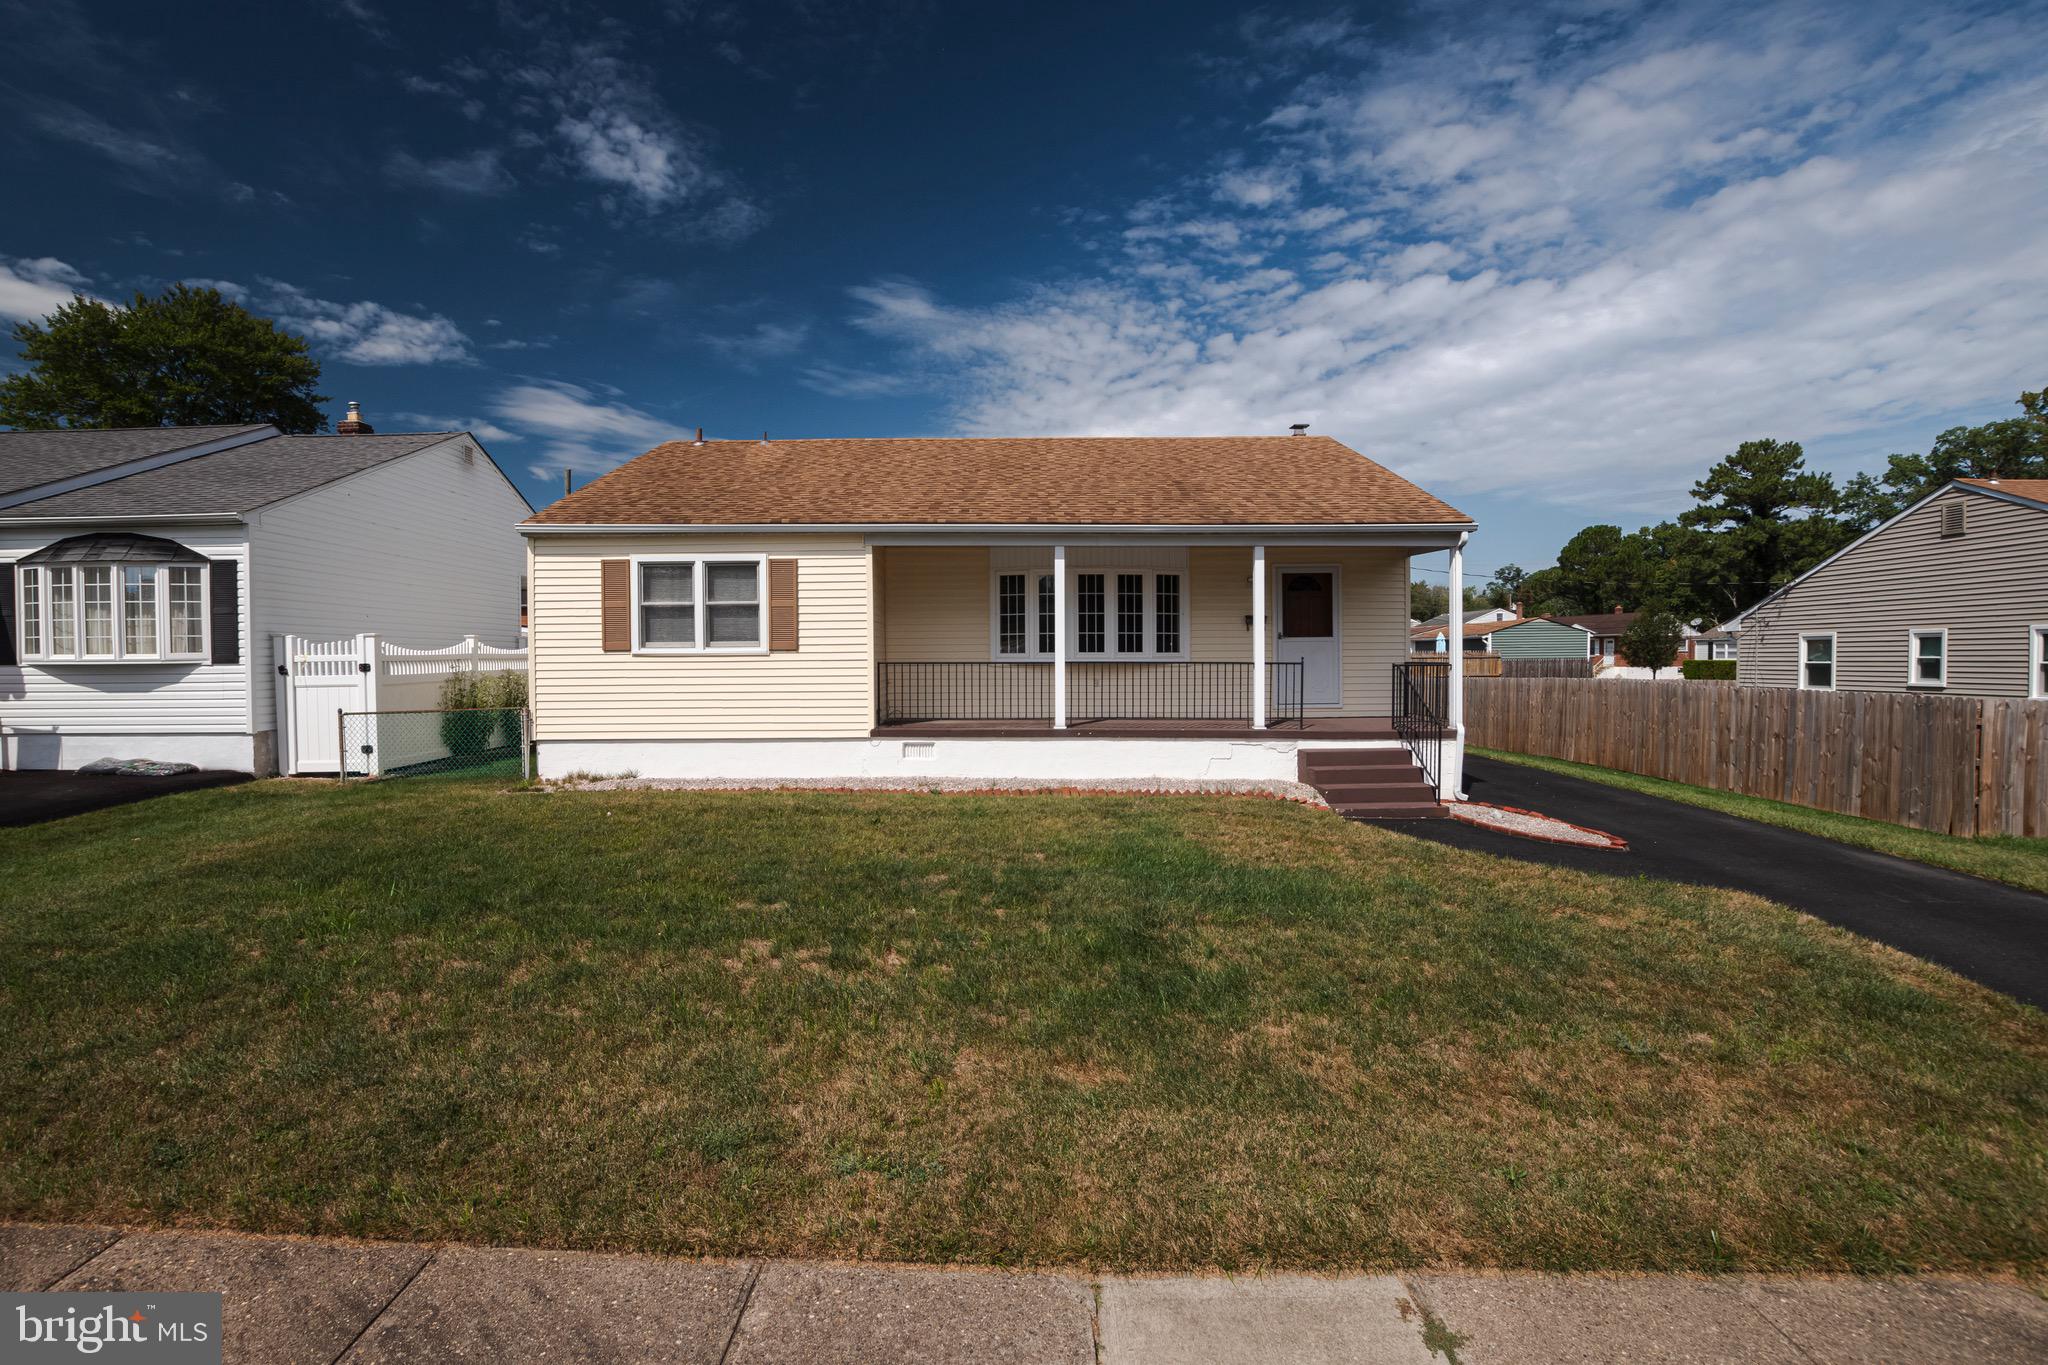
[869,535,1472,797]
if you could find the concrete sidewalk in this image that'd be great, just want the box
[6,1224,2046,1363]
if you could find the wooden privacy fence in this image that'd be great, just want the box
[1466,677,2048,837]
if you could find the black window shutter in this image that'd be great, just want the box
[0,565,16,666]
[209,557,240,665]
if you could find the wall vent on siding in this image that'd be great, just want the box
[1940,502,1966,539]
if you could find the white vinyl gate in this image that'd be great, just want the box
[273,633,526,776]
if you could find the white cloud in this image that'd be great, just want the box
[221,278,475,366]
[487,379,676,477]
[389,411,520,443]
[510,42,762,236]
[839,1,2048,515]
[0,255,95,322]
[701,320,809,366]
[385,148,512,195]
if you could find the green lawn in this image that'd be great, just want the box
[1473,746,2048,896]
[3,780,2045,1274]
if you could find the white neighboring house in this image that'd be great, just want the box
[1,413,531,773]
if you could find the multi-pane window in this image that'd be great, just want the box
[81,568,114,657]
[1909,630,1945,687]
[1116,574,1145,653]
[16,562,208,662]
[705,562,761,645]
[168,567,204,654]
[2034,627,2048,700]
[634,557,764,651]
[640,562,695,646]
[989,565,1188,659]
[1155,574,1181,654]
[997,573,1028,655]
[1077,574,1107,654]
[122,567,157,655]
[1800,634,1835,690]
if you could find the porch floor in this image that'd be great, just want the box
[869,716,1398,741]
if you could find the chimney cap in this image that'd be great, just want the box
[336,400,375,435]
[1288,422,1310,435]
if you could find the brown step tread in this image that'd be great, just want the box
[1316,782,1437,802]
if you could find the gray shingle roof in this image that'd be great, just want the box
[0,425,275,496]
[0,432,458,518]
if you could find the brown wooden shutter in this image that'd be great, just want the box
[768,558,798,651]
[601,559,631,652]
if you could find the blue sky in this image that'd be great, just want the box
[3,0,2045,580]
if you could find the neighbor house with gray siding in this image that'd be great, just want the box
[2,411,530,773]
[1722,478,2048,699]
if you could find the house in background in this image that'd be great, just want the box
[1409,616,1593,659]
[1722,477,2048,697]
[1416,605,1516,629]
[1550,609,1703,667]
[1,410,530,772]
[522,432,1477,813]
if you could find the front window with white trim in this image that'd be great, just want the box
[16,562,208,662]
[633,555,764,652]
[1908,629,1946,688]
[992,567,1187,660]
[1799,633,1835,690]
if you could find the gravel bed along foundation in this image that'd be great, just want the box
[1449,801,1628,848]
[553,775,1328,805]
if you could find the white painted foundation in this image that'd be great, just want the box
[536,736,1413,784]
[2,731,261,773]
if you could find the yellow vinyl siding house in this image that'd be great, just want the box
[523,434,1477,811]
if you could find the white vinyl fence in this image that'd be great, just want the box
[273,633,526,775]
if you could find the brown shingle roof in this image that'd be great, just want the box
[1957,477,2048,507]
[524,435,1471,527]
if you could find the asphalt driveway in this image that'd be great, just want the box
[1402,756,2048,1010]
[0,768,249,828]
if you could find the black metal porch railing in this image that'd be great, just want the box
[1390,659,1450,792]
[876,661,1306,727]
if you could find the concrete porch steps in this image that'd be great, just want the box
[1299,747,1446,821]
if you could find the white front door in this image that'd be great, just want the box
[1273,568,1340,707]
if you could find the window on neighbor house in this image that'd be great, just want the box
[1800,633,1835,690]
[16,562,207,662]
[1909,630,1946,687]
[634,556,764,652]
[2034,626,2048,700]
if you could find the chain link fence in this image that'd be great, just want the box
[337,708,531,782]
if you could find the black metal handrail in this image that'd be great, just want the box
[876,661,1306,727]
[1390,660,1450,791]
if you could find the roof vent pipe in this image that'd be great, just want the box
[693,426,705,445]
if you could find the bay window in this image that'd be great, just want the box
[632,555,765,652]
[990,566,1188,660]
[16,561,209,663]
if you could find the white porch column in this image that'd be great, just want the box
[1250,544,1267,730]
[1052,544,1067,730]
[1444,536,1467,800]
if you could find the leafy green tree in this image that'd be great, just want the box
[2020,381,2045,427]
[1545,524,1649,616]
[0,284,328,432]
[1409,578,1448,621]
[1837,412,2048,532]
[1618,608,1686,676]
[1485,562,1528,611]
[1675,439,1844,614]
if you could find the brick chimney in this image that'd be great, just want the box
[336,400,375,435]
